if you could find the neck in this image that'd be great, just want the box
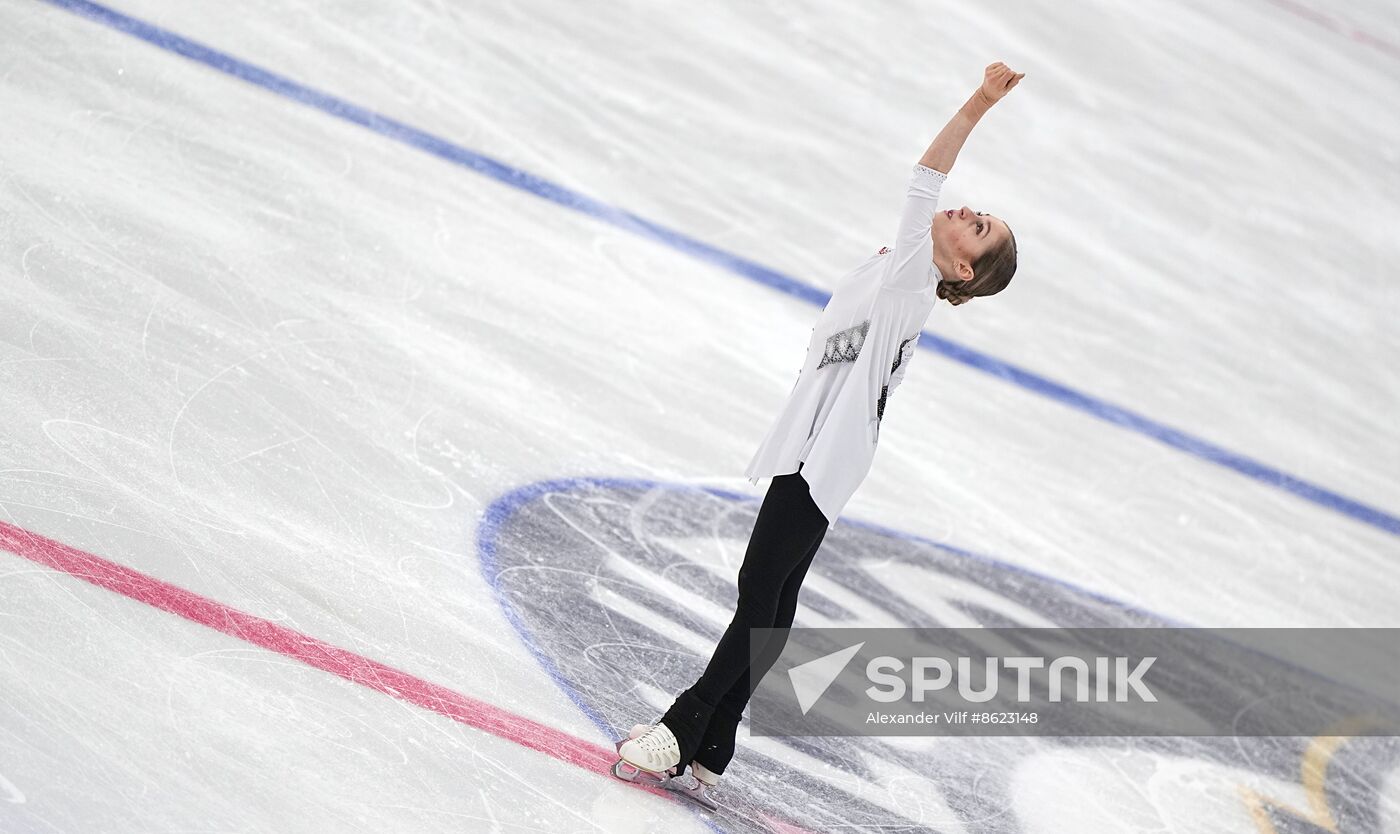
[931,251,950,283]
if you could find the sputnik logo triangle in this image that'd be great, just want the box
[788,641,865,715]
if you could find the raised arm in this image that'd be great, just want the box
[884,63,1024,291]
[919,62,1024,175]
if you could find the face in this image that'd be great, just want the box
[931,205,1010,284]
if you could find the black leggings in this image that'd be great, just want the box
[660,468,829,774]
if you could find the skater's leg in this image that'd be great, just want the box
[680,471,828,704]
[731,525,825,706]
[655,470,828,767]
[695,528,826,775]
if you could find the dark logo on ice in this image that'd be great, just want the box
[477,478,1398,833]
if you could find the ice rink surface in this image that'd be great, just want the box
[1,0,1398,831]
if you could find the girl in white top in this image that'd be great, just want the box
[613,62,1026,806]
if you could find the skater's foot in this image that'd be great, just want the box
[617,722,681,774]
[611,724,672,786]
[611,758,671,787]
[690,761,720,787]
[666,760,721,811]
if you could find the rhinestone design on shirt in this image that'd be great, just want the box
[877,336,917,421]
[817,320,870,370]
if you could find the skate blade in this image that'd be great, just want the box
[666,778,720,811]
[610,759,672,788]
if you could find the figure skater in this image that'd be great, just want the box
[612,61,1025,808]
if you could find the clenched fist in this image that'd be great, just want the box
[979,62,1025,104]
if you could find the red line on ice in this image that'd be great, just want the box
[0,523,823,831]
[0,521,618,769]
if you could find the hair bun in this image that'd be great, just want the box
[936,281,973,306]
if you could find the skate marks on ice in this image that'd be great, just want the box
[477,478,1400,833]
[0,770,24,805]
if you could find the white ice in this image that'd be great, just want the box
[1,0,1397,831]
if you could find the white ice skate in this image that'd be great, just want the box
[610,722,680,783]
[611,724,678,787]
[666,760,721,811]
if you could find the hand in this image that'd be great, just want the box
[977,62,1025,105]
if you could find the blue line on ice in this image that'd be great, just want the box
[45,0,1400,537]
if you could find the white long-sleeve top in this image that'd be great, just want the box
[744,164,948,529]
